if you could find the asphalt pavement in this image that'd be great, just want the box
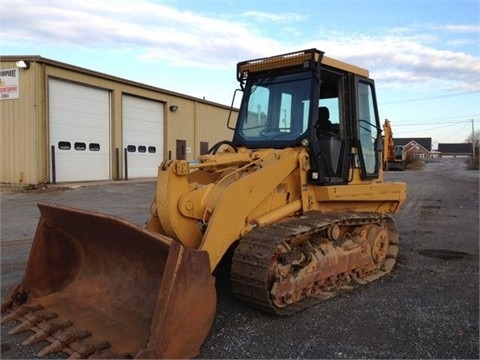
[1,158,479,359]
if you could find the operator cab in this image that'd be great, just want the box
[233,71,312,147]
[232,49,382,185]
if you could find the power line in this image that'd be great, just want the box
[392,120,475,127]
[437,123,471,141]
[394,122,473,142]
[380,91,479,105]
[385,115,479,124]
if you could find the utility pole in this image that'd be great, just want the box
[472,119,475,156]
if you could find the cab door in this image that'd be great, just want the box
[356,78,381,179]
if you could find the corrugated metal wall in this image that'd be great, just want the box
[164,99,236,160]
[195,102,237,154]
[0,57,238,185]
[0,61,46,185]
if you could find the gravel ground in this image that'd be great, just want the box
[1,158,478,359]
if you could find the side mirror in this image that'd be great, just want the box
[227,88,243,130]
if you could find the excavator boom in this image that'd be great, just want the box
[383,119,407,171]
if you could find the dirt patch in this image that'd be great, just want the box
[0,183,71,195]
[406,158,425,170]
[467,155,479,170]
[418,249,471,260]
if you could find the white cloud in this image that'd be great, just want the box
[241,11,307,23]
[2,0,478,93]
[2,0,280,68]
[438,24,480,33]
[305,30,480,92]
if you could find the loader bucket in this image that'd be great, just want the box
[1,203,216,359]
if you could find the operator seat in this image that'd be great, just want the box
[316,106,333,139]
[316,106,343,179]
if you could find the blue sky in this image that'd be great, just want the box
[1,0,479,146]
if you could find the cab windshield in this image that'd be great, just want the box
[235,71,313,147]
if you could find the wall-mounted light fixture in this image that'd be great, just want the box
[16,60,30,70]
[169,105,178,112]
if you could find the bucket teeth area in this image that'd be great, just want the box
[0,303,43,324]
[8,311,57,335]
[22,319,73,345]
[68,340,111,359]
[37,330,92,357]
[2,307,121,358]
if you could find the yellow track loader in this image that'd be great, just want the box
[2,49,406,358]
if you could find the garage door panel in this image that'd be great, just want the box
[49,79,110,182]
[123,95,163,178]
[54,146,109,181]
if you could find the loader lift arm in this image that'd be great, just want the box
[149,147,312,270]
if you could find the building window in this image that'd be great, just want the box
[89,143,100,151]
[74,142,86,151]
[58,141,71,150]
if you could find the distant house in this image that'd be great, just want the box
[430,150,441,158]
[394,138,432,160]
[437,143,473,158]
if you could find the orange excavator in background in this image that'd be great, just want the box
[383,119,407,171]
[2,49,406,359]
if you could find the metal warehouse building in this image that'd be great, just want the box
[1,56,237,185]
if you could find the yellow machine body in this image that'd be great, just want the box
[2,49,406,359]
[148,146,405,271]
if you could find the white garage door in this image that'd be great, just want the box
[122,95,164,178]
[49,78,110,182]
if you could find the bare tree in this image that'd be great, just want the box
[466,129,480,154]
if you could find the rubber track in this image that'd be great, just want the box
[231,211,399,315]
